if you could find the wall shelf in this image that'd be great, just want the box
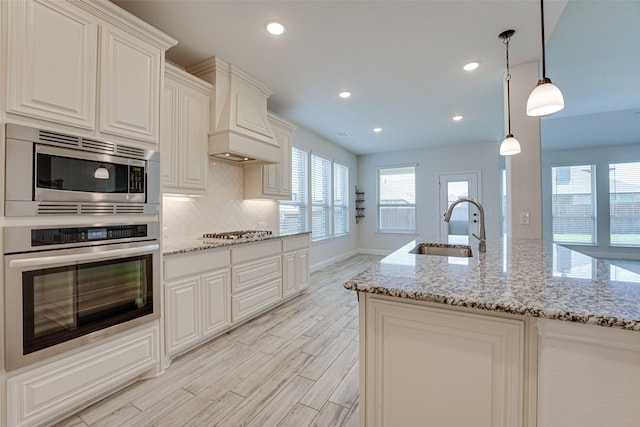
[355,186,365,224]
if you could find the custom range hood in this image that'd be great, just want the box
[188,57,280,164]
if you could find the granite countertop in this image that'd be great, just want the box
[162,231,311,256]
[344,238,640,331]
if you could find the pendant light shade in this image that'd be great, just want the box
[498,30,520,156]
[94,164,109,179]
[527,0,564,117]
[526,78,564,116]
[500,134,521,156]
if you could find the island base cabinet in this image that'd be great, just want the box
[360,295,525,427]
[536,319,640,427]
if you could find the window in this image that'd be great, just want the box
[378,166,416,233]
[311,154,332,240]
[551,165,596,244]
[280,149,350,240]
[279,147,308,234]
[334,162,349,236]
[609,161,640,246]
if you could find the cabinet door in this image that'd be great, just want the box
[282,253,297,299]
[262,164,279,196]
[202,269,231,338]
[99,24,161,144]
[160,79,179,188]
[363,297,524,427]
[165,277,201,357]
[6,0,97,129]
[296,249,310,290]
[178,85,208,191]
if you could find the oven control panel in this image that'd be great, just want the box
[32,224,148,246]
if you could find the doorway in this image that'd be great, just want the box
[439,172,480,244]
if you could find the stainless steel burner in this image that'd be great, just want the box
[203,230,273,240]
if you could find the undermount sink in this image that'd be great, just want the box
[409,243,473,258]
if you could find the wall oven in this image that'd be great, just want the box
[4,222,160,371]
[5,124,159,216]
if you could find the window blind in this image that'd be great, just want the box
[551,165,596,244]
[334,162,349,236]
[378,166,416,233]
[609,161,640,246]
[279,147,308,234]
[311,154,332,240]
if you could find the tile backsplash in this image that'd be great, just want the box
[162,159,278,242]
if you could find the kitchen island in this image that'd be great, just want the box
[344,238,640,427]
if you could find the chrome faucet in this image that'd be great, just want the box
[443,197,486,252]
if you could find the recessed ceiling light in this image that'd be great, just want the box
[265,21,285,35]
[339,91,352,99]
[452,115,464,121]
[373,127,382,133]
[463,62,480,71]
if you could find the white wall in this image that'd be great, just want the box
[507,61,542,239]
[542,143,640,260]
[357,142,501,253]
[292,126,359,270]
[162,160,278,243]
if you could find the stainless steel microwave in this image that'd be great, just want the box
[5,124,160,216]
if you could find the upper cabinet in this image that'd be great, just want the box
[244,113,295,200]
[2,0,177,149]
[161,63,212,195]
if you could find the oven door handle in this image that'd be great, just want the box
[8,244,160,268]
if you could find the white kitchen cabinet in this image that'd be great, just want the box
[98,24,161,144]
[163,249,231,360]
[536,319,640,427]
[231,240,282,323]
[6,324,158,427]
[161,63,212,195]
[5,0,98,130]
[282,235,310,299]
[3,0,176,148]
[244,113,295,200]
[361,294,526,427]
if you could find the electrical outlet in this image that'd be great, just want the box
[519,212,530,225]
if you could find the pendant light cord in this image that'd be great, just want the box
[539,0,546,79]
[503,35,512,134]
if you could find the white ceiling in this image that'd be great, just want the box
[112,0,638,155]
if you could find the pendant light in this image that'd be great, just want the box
[526,0,564,116]
[499,29,521,156]
[94,164,109,179]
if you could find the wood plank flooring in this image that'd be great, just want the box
[54,254,383,427]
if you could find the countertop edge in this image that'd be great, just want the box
[343,281,640,332]
[162,232,311,256]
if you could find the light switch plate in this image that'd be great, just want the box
[519,212,530,225]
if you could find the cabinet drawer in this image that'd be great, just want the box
[232,256,281,293]
[164,249,230,280]
[7,325,158,427]
[231,279,281,323]
[282,235,310,252]
[231,240,280,264]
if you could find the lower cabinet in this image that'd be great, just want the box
[164,249,231,359]
[282,235,310,299]
[163,235,310,361]
[231,240,282,323]
[6,324,159,427]
[361,294,526,427]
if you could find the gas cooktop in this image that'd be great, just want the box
[202,230,273,240]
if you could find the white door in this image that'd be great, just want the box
[439,172,480,244]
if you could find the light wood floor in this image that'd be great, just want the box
[55,254,383,427]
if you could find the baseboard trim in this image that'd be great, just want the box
[310,249,358,272]
[357,248,393,256]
